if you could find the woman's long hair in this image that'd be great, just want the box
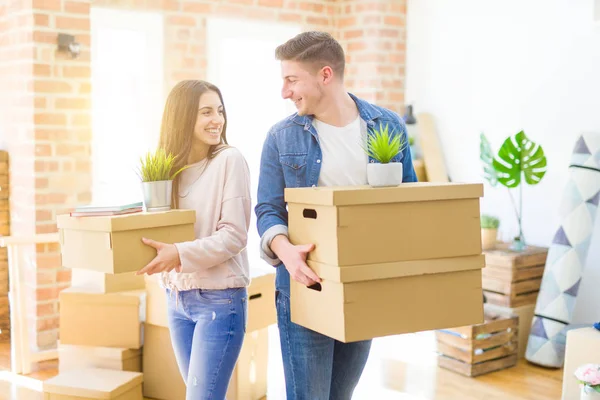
[158,80,229,208]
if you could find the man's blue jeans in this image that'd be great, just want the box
[166,287,247,400]
[276,290,372,399]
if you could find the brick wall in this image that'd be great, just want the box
[1,0,406,351]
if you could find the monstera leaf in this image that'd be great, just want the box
[480,133,498,187]
[493,131,547,188]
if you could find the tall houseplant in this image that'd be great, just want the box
[363,123,408,187]
[138,148,189,212]
[480,131,548,251]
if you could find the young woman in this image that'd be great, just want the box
[137,80,251,399]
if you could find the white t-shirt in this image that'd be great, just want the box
[312,115,368,187]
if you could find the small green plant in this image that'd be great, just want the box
[363,123,408,163]
[481,214,500,229]
[138,148,189,182]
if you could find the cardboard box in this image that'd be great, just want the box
[58,342,142,373]
[247,267,276,333]
[562,327,600,400]
[57,210,196,274]
[43,367,143,399]
[227,328,269,400]
[291,255,485,343]
[484,303,536,359]
[72,268,145,293]
[285,183,483,266]
[142,324,186,400]
[144,275,168,328]
[59,288,145,349]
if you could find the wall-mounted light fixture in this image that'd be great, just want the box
[57,33,81,59]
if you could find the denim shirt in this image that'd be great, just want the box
[255,93,418,296]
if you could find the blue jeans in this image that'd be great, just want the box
[276,291,372,400]
[166,287,247,400]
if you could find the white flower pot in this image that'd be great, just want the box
[581,386,600,399]
[367,162,403,188]
[141,180,173,212]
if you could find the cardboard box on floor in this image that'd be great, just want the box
[59,288,146,349]
[227,328,269,400]
[72,268,145,294]
[484,303,536,359]
[58,342,142,373]
[247,267,276,333]
[57,210,196,274]
[144,275,168,328]
[43,368,143,399]
[286,183,485,342]
[562,327,600,400]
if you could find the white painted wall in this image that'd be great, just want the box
[406,0,600,323]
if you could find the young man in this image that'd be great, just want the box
[255,31,418,399]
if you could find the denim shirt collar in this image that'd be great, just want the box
[290,92,383,131]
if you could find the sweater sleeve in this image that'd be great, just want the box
[174,149,252,273]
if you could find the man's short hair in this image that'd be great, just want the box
[275,31,345,79]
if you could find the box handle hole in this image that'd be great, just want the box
[249,293,262,301]
[303,209,317,219]
[307,282,322,292]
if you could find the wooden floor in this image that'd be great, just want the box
[0,328,564,399]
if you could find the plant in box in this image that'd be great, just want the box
[574,363,600,399]
[138,148,189,212]
[480,131,547,251]
[480,214,500,250]
[362,122,408,187]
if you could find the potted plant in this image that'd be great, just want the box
[480,214,500,250]
[137,148,189,212]
[363,123,408,187]
[574,363,600,399]
[480,131,547,251]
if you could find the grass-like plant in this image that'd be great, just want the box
[138,148,189,182]
[481,214,500,229]
[363,123,408,163]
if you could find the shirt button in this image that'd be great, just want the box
[317,159,321,163]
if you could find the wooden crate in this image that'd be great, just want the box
[482,243,548,307]
[436,313,519,377]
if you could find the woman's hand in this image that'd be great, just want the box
[136,238,182,275]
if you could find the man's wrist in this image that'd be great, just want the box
[271,234,290,258]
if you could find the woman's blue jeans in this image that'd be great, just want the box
[166,287,247,400]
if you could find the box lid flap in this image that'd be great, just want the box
[43,368,143,398]
[59,287,146,307]
[57,209,195,232]
[284,182,483,206]
[308,254,485,283]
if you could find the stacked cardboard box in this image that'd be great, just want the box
[285,182,486,343]
[50,210,196,399]
[482,244,548,308]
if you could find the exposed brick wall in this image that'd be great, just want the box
[1,0,406,351]
[0,152,9,343]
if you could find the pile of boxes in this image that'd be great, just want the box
[284,182,486,342]
[44,209,275,400]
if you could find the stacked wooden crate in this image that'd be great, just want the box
[482,244,548,307]
[436,312,519,377]
[0,151,9,343]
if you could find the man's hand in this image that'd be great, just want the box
[136,238,182,276]
[271,235,321,286]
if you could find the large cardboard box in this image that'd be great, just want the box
[144,275,168,328]
[285,183,483,266]
[72,268,145,293]
[142,324,186,400]
[59,288,146,349]
[562,327,600,400]
[291,255,485,342]
[227,328,269,400]
[58,342,142,373]
[43,368,143,399]
[484,303,536,359]
[57,210,195,274]
[247,267,276,333]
